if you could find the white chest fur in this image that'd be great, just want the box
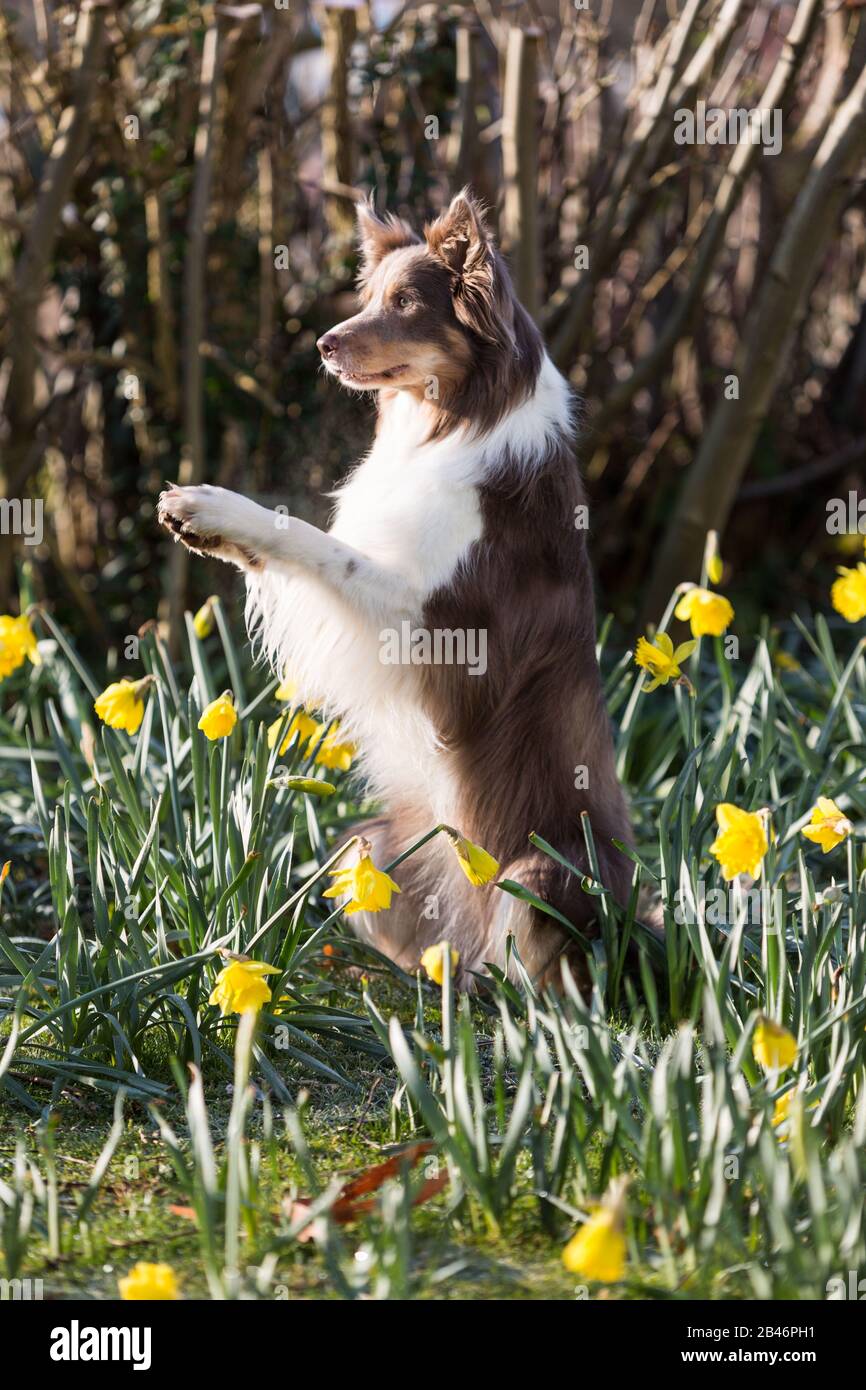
[246,396,485,815]
[329,392,484,597]
[326,354,572,593]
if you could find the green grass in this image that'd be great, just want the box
[0,1051,584,1302]
[1,580,866,1300]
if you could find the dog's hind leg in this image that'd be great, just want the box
[485,839,635,996]
[485,851,589,994]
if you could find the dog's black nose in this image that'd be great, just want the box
[317,332,340,359]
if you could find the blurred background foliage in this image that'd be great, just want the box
[1,0,865,657]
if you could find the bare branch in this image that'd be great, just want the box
[644,55,866,622]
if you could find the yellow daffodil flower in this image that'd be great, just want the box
[0,630,19,682]
[274,676,297,702]
[771,1090,816,1137]
[634,632,696,691]
[198,692,238,740]
[315,723,356,771]
[208,957,281,1015]
[118,1262,180,1300]
[772,1091,793,1129]
[801,796,853,854]
[420,940,460,985]
[674,586,734,637]
[831,562,866,623]
[447,833,499,886]
[268,709,320,756]
[753,1016,797,1071]
[323,846,400,915]
[709,803,769,880]
[13,613,39,663]
[192,596,218,640]
[94,677,152,735]
[274,677,326,707]
[562,1194,627,1283]
[0,613,40,679]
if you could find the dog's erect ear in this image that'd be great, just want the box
[425,190,492,278]
[424,190,513,347]
[356,199,418,285]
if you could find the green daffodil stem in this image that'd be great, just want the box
[241,835,361,954]
[382,823,450,874]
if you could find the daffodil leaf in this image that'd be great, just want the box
[579,875,611,897]
[610,838,660,882]
[214,852,261,923]
[496,879,590,946]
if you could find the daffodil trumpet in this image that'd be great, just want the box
[440,825,500,886]
[209,949,281,1016]
[323,836,402,916]
[562,1177,629,1283]
[93,675,156,735]
[634,631,696,693]
[198,690,238,740]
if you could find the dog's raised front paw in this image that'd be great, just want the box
[158,485,218,551]
[157,484,262,568]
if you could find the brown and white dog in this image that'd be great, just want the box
[158,190,633,990]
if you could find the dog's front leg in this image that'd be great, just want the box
[158,484,269,573]
[158,484,419,627]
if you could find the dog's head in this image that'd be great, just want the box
[316,190,541,431]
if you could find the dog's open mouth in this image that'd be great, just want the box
[338,363,408,385]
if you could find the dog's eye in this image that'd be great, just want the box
[394,293,412,310]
